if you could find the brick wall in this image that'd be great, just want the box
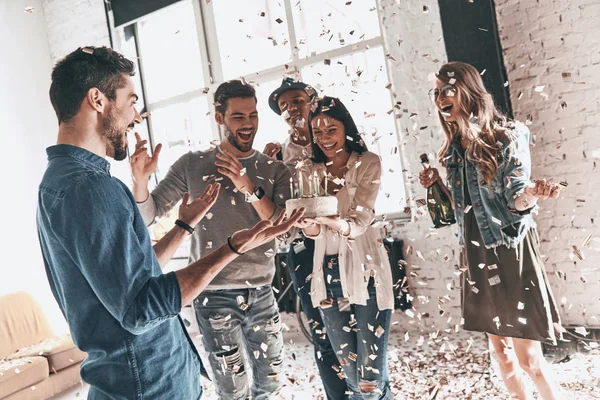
[376,0,463,331]
[41,0,110,63]
[495,0,600,328]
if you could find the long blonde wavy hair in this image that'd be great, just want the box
[435,62,512,186]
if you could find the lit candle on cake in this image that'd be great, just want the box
[308,174,313,197]
[289,177,294,199]
[299,173,304,197]
[324,171,328,196]
[313,171,319,196]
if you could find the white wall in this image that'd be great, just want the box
[376,0,462,331]
[495,0,600,327]
[0,1,67,334]
[42,0,111,64]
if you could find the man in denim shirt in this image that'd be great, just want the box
[36,46,302,400]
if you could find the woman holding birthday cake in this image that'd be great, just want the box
[293,96,394,399]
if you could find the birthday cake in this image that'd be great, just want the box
[286,196,338,219]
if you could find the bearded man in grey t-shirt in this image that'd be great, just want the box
[132,80,292,399]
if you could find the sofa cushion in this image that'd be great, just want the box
[48,363,83,395]
[8,335,86,373]
[2,376,54,400]
[0,357,49,398]
[0,293,53,359]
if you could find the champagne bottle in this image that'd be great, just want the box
[420,153,456,228]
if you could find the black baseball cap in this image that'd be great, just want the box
[268,77,317,115]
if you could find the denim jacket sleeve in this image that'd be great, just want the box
[137,152,190,226]
[58,174,182,335]
[502,122,533,212]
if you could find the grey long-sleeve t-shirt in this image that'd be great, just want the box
[137,146,292,290]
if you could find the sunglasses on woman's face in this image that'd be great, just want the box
[428,84,457,101]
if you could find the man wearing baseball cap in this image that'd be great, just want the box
[265,77,316,168]
[267,78,349,399]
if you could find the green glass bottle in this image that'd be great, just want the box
[420,153,456,228]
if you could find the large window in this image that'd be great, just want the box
[113,0,407,219]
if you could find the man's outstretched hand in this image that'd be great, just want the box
[230,208,305,254]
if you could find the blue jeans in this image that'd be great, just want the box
[319,255,393,400]
[193,286,283,400]
[288,239,349,400]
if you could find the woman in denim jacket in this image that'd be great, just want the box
[420,62,564,400]
[295,97,394,399]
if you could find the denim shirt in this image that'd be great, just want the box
[444,122,536,249]
[37,145,203,399]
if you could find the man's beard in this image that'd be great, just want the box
[102,107,128,161]
[224,124,254,153]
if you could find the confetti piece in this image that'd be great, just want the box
[24,6,34,13]
[518,317,527,324]
[574,326,589,336]
[488,275,501,286]
[202,297,208,306]
[517,302,525,310]
[572,245,584,260]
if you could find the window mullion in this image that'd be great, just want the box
[197,0,225,141]
[132,23,160,187]
[191,0,215,88]
[283,0,300,64]
[295,36,383,70]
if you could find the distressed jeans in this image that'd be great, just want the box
[288,239,349,399]
[319,255,393,400]
[193,286,284,400]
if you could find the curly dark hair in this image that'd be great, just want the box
[49,46,136,123]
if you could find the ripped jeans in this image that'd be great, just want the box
[319,255,393,400]
[193,286,284,400]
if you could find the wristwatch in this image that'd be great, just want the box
[245,186,265,203]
